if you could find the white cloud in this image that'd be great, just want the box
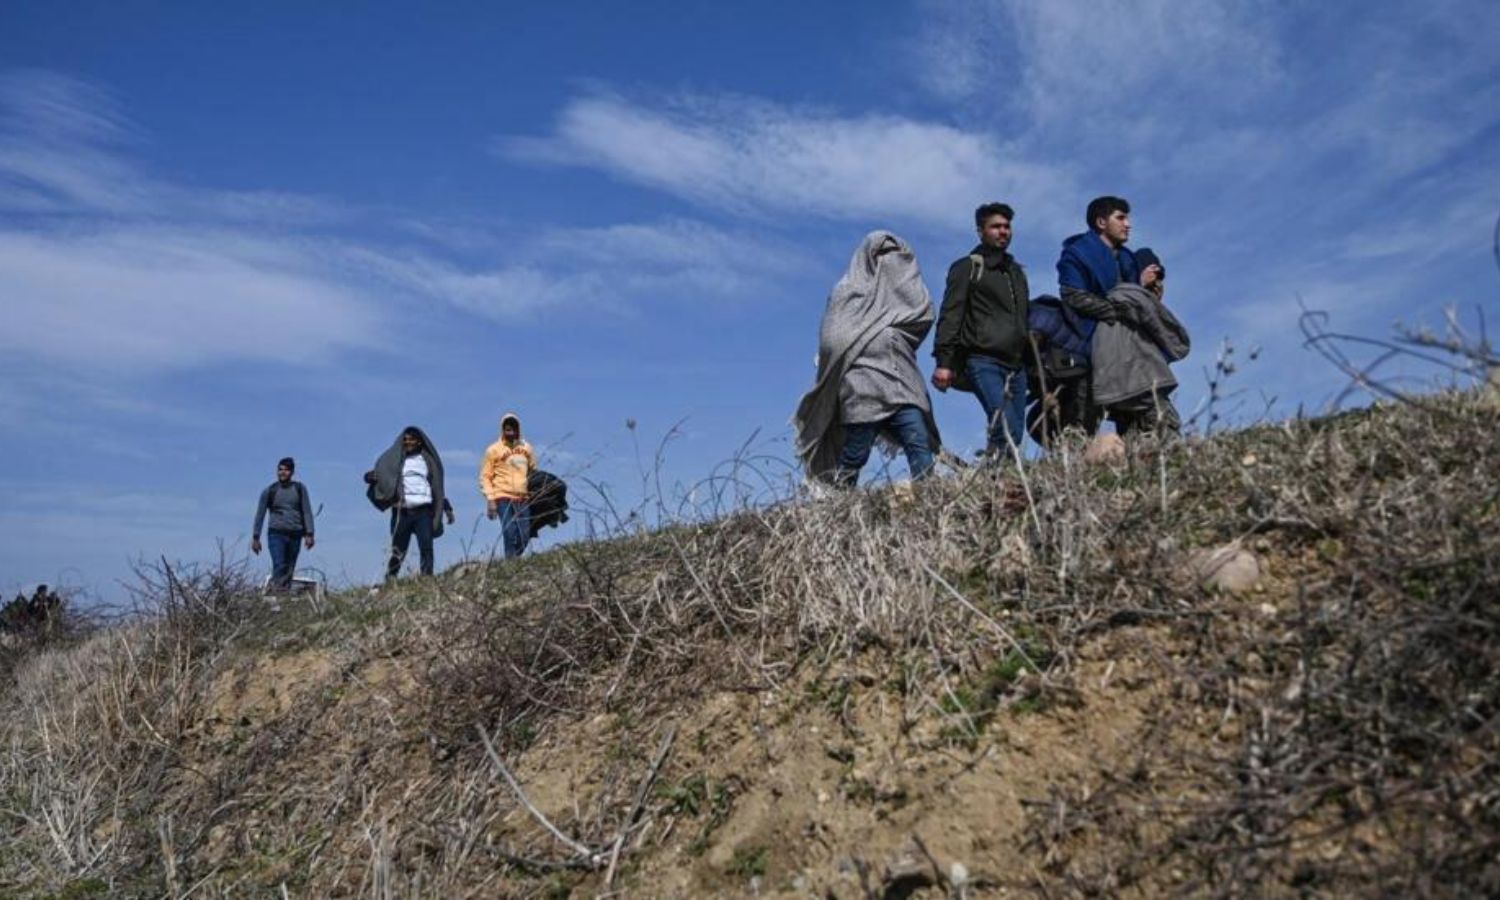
[498,92,1079,230]
[0,71,813,374]
[0,70,345,224]
[0,70,135,145]
[907,0,1008,102]
[0,227,385,370]
[1006,0,1283,121]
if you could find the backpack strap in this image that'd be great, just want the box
[968,253,984,285]
[270,481,307,510]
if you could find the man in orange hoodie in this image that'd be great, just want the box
[480,412,537,558]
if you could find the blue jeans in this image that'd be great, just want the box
[835,405,935,486]
[388,505,435,577]
[497,498,531,559]
[267,530,302,591]
[966,355,1029,456]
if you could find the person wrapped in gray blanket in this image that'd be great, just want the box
[1090,248,1191,437]
[794,230,942,487]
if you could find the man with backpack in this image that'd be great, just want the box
[251,457,315,593]
[932,202,1032,460]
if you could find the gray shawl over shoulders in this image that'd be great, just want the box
[793,231,941,480]
[366,426,447,536]
[1090,283,1191,407]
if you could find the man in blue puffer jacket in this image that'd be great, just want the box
[1058,196,1155,325]
[1036,196,1167,442]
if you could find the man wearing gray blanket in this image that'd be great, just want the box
[794,230,942,487]
[364,426,455,579]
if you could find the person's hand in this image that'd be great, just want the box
[303,535,315,550]
[363,470,377,485]
[486,500,498,520]
[445,507,456,525]
[1140,264,1161,288]
[251,537,262,555]
[931,367,954,392]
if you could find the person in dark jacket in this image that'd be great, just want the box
[932,202,1032,458]
[251,457,315,593]
[364,426,454,579]
[1025,295,1102,446]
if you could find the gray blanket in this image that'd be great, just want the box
[1091,283,1191,407]
[366,426,447,536]
[793,231,940,480]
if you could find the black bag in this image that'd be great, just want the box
[525,470,570,539]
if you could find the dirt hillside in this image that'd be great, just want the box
[2,392,1497,897]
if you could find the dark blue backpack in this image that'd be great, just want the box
[1027,294,1091,382]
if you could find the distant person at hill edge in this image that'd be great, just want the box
[795,230,942,486]
[480,412,537,558]
[932,202,1033,460]
[365,426,454,580]
[251,457,315,593]
[1,585,63,639]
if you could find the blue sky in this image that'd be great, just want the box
[3,0,1498,603]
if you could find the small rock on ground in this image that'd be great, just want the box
[1188,543,1263,594]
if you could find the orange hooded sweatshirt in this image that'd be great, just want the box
[480,413,536,501]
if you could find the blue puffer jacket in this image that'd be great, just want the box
[1027,295,1090,362]
[1056,231,1140,349]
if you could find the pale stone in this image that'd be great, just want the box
[1189,543,1263,594]
[950,861,970,886]
[1084,432,1127,465]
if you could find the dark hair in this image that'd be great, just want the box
[401,426,425,449]
[974,202,1015,229]
[1086,196,1130,231]
[277,456,295,471]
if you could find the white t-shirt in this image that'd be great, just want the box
[401,455,433,506]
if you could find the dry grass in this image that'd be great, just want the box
[1,388,1497,897]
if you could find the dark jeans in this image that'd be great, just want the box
[835,405,935,487]
[388,505,435,577]
[267,530,302,591]
[1110,392,1181,439]
[1027,375,1102,447]
[497,498,531,559]
[965,355,1029,456]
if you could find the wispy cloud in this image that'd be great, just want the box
[0,70,811,373]
[498,91,1079,230]
[0,227,385,370]
[0,70,344,223]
